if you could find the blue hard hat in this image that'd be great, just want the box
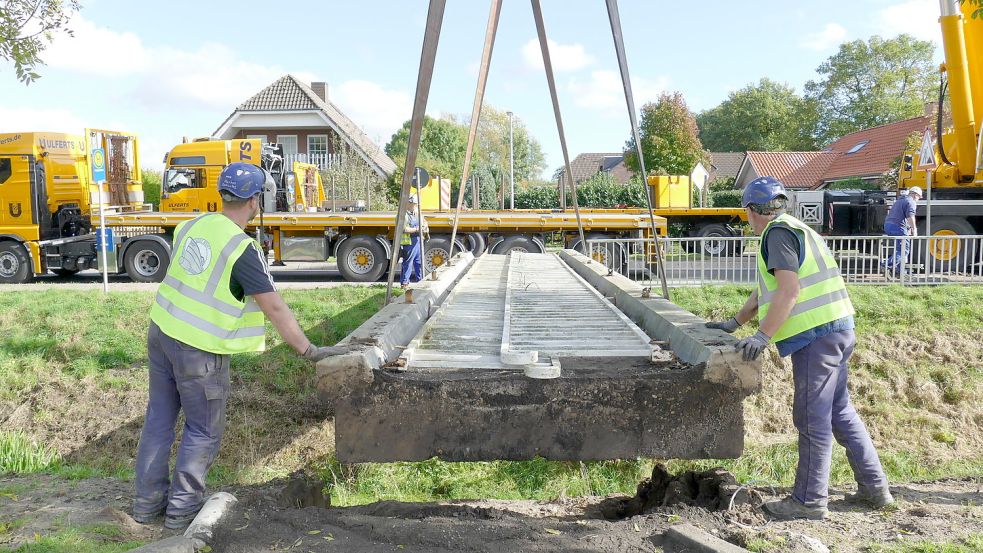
[741,176,788,207]
[218,162,268,199]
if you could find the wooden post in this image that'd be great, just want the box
[472,175,479,209]
[366,174,371,209]
[347,174,352,200]
[330,174,336,212]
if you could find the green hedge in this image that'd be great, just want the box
[710,189,743,208]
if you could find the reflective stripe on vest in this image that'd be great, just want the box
[150,214,266,354]
[757,214,854,342]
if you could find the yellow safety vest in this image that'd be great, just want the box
[757,213,854,342]
[401,211,419,246]
[150,214,266,354]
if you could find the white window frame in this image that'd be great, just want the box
[276,135,298,157]
[307,134,328,156]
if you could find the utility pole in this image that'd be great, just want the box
[507,110,515,210]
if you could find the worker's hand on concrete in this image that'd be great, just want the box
[705,317,741,334]
[735,331,770,362]
[303,344,349,363]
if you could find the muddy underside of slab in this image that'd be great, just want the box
[335,361,744,462]
[326,251,757,463]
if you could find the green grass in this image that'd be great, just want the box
[745,536,787,553]
[867,534,983,552]
[670,285,983,336]
[0,431,59,474]
[8,525,145,553]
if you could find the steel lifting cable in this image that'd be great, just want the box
[531,0,588,256]
[384,0,447,306]
[449,0,504,262]
[604,0,670,299]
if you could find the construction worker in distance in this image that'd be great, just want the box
[399,194,426,289]
[881,186,922,277]
[133,162,345,529]
[704,176,892,521]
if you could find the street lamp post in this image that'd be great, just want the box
[506,110,515,210]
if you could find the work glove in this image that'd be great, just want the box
[735,331,771,362]
[705,317,741,334]
[303,344,348,363]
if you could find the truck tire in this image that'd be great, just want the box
[694,223,737,257]
[0,241,32,284]
[422,237,465,273]
[568,234,627,275]
[466,233,487,257]
[496,235,542,254]
[914,217,977,272]
[337,236,387,282]
[124,240,169,283]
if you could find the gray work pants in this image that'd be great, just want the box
[134,322,230,518]
[790,329,887,507]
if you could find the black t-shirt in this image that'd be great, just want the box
[761,226,803,275]
[229,243,276,301]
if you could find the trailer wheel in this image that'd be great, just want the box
[337,236,387,282]
[466,233,487,257]
[0,242,32,284]
[124,241,169,283]
[569,234,627,275]
[496,235,542,255]
[694,223,737,257]
[914,217,977,272]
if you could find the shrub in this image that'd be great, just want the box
[141,169,161,209]
[711,189,743,208]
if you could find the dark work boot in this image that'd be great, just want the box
[845,484,894,508]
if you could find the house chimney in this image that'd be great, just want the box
[311,82,328,102]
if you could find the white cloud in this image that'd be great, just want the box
[44,16,149,75]
[522,38,593,72]
[877,0,942,43]
[0,106,87,132]
[800,23,848,51]
[330,80,413,144]
[567,70,669,113]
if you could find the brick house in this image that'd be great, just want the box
[212,74,397,178]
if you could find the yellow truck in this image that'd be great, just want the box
[0,130,149,283]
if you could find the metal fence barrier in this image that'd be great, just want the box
[587,235,983,288]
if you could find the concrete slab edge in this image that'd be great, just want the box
[125,535,194,553]
[316,252,475,399]
[665,523,750,553]
[558,250,761,394]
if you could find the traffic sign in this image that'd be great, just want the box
[917,129,937,169]
[91,147,107,182]
[690,162,710,190]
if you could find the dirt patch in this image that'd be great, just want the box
[598,464,758,520]
[2,475,982,552]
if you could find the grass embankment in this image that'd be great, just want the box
[1,285,981,510]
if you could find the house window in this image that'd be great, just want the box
[308,135,328,157]
[277,135,298,157]
[846,140,869,154]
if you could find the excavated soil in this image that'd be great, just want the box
[4,473,982,552]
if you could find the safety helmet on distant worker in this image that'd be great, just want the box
[407,195,419,205]
[218,162,270,199]
[741,176,789,208]
[907,186,923,197]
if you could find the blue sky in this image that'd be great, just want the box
[1,0,943,178]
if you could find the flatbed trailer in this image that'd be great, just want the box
[103,208,667,283]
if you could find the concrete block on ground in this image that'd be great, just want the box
[558,250,761,394]
[125,535,195,553]
[665,523,750,553]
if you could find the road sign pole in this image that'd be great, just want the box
[98,180,109,294]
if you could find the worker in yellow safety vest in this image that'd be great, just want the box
[133,162,345,529]
[705,176,891,521]
[399,194,426,288]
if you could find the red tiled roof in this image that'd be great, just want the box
[744,151,840,189]
[821,115,931,181]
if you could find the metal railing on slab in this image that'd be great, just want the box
[588,235,983,288]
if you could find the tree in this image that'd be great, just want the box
[1,0,80,84]
[805,34,937,145]
[696,79,818,152]
[623,92,709,176]
[473,105,546,184]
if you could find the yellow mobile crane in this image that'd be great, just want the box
[898,0,983,267]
